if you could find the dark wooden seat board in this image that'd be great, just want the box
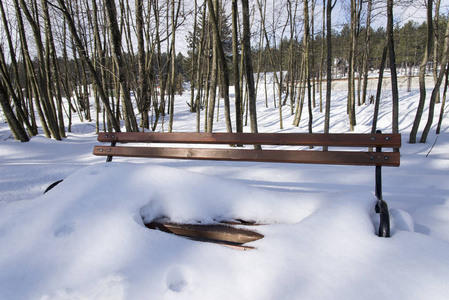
[93,146,400,166]
[145,219,264,247]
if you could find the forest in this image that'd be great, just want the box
[0,0,447,144]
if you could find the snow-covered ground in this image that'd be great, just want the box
[1,82,449,299]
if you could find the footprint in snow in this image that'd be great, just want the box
[54,223,75,237]
[166,267,191,292]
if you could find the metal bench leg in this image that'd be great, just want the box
[377,199,390,237]
[375,133,390,237]
[106,142,116,162]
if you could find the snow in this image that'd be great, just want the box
[1,82,449,299]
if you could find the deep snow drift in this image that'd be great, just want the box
[1,84,449,299]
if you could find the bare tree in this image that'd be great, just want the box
[136,0,150,129]
[324,0,336,138]
[387,0,399,137]
[206,0,233,133]
[20,0,61,140]
[242,0,259,137]
[410,0,433,143]
[361,0,373,105]
[420,15,449,143]
[0,81,29,142]
[104,0,138,132]
[232,0,243,133]
[54,0,121,132]
[433,0,441,104]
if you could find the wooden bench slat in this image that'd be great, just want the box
[93,146,400,167]
[97,132,401,148]
[145,220,264,245]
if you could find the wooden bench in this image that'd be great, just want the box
[93,131,401,246]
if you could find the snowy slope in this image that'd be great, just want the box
[1,85,449,299]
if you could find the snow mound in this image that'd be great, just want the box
[1,163,449,299]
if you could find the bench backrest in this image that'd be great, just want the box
[93,132,401,167]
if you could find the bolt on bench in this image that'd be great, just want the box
[93,131,401,247]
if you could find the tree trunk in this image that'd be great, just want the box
[409,0,433,143]
[232,0,243,133]
[55,0,121,132]
[348,0,357,131]
[387,0,399,137]
[433,0,441,104]
[42,0,66,138]
[372,45,388,134]
[206,0,233,133]
[436,65,449,134]
[0,1,36,137]
[242,0,260,148]
[303,0,313,136]
[105,0,138,132]
[420,17,449,143]
[0,82,29,142]
[13,0,48,137]
[324,0,333,137]
[20,0,61,140]
[362,0,372,105]
[136,0,150,129]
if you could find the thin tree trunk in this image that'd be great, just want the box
[324,0,334,138]
[55,0,121,132]
[420,17,449,143]
[105,0,138,132]
[190,0,198,113]
[319,0,325,113]
[303,0,313,135]
[206,0,232,133]
[0,1,36,137]
[348,0,357,131]
[410,0,433,143]
[387,0,399,137]
[136,0,150,129]
[42,0,66,138]
[436,65,449,134]
[362,0,372,105]
[433,0,441,104]
[0,81,29,142]
[232,0,243,133]
[20,0,61,140]
[168,0,180,132]
[242,0,260,146]
[256,0,284,129]
[372,45,388,134]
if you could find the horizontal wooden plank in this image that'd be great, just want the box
[97,132,401,148]
[93,146,400,166]
[145,220,264,245]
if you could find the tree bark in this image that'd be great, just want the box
[136,0,150,129]
[409,0,433,143]
[420,16,449,143]
[324,0,334,137]
[387,0,399,137]
[206,0,233,133]
[55,0,121,132]
[372,45,388,134]
[104,0,138,132]
[232,0,243,133]
[361,0,372,105]
[242,0,258,136]
[0,81,29,142]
